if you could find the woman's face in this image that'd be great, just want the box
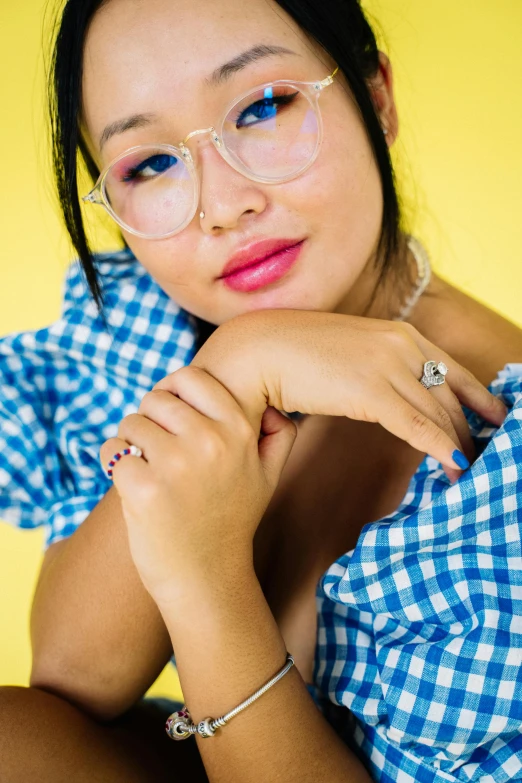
[81,0,397,325]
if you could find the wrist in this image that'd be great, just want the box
[151,555,258,618]
[191,315,273,426]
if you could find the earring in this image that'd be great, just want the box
[199,211,205,219]
[382,127,388,136]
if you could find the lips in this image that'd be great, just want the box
[218,238,306,279]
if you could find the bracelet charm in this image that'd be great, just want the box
[166,707,194,741]
[165,653,295,741]
[198,718,217,738]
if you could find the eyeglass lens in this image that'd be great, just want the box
[102,84,320,237]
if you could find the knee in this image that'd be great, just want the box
[0,686,40,765]
[0,685,50,738]
[0,685,34,721]
[0,685,99,781]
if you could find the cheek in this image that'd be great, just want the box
[124,231,197,286]
[282,108,382,242]
[123,230,229,323]
[316,111,380,209]
[121,109,384,322]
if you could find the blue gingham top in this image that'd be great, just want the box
[0,249,198,549]
[314,365,522,782]
[1,249,521,781]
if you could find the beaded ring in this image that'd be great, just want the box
[105,445,143,479]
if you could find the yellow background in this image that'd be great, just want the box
[1,0,521,701]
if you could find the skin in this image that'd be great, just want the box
[81,0,402,324]
[3,0,521,780]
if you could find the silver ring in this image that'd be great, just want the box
[420,360,448,390]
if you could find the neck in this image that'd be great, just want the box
[334,233,422,322]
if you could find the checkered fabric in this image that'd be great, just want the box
[1,249,521,780]
[314,363,522,782]
[0,248,198,549]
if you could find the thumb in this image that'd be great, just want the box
[258,406,298,488]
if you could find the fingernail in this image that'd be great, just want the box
[452,449,470,470]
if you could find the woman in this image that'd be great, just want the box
[0,0,520,781]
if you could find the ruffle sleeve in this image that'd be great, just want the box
[0,249,198,550]
[315,364,522,782]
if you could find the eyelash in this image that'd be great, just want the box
[118,90,300,183]
[233,91,298,127]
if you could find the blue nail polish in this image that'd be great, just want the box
[452,449,470,470]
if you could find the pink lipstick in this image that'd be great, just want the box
[219,239,305,293]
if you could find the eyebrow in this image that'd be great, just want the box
[98,44,298,151]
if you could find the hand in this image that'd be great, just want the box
[185,310,507,478]
[99,368,297,606]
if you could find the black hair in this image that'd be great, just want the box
[47,0,407,346]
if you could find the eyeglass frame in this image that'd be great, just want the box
[82,66,339,240]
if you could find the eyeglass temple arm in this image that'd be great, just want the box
[81,65,340,204]
[82,185,104,204]
[319,66,339,89]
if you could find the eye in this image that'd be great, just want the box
[122,153,179,183]
[235,91,299,129]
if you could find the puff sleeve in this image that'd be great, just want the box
[315,364,522,782]
[0,249,198,550]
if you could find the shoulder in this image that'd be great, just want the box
[420,277,522,387]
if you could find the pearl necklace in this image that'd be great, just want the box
[394,234,432,322]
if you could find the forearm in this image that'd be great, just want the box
[30,485,173,721]
[157,568,371,783]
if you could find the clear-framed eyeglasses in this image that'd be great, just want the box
[82,67,339,239]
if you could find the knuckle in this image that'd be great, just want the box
[199,431,227,461]
[117,413,141,440]
[138,388,168,413]
[176,365,202,382]
[459,366,480,392]
[397,321,418,339]
[383,323,415,353]
[410,411,433,439]
[434,406,452,433]
[235,416,257,445]
[151,376,171,392]
[486,391,505,410]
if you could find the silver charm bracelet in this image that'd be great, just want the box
[166,653,295,741]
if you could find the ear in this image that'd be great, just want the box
[368,51,399,146]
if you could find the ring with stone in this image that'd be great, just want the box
[420,360,448,390]
[106,444,143,479]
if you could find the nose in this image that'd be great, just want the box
[189,135,268,233]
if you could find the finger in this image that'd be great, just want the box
[408,332,508,426]
[428,383,476,463]
[390,375,471,480]
[139,388,206,436]
[449,364,508,426]
[395,367,477,461]
[375,388,471,472]
[111,413,182,471]
[152,366,257,433]
[258,406,298,488]
[99,436,148,482]
[392,375,464,452]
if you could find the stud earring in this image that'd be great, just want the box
[200,211,205,219]
[382,127,388,135]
